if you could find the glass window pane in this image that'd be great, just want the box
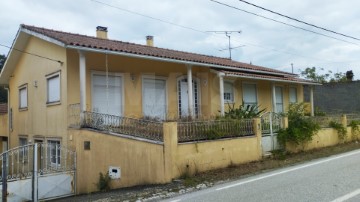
[289,87,297,103]
[19,87,27,108]
[48,75,60,103]
[224,82,234,102]
[243,83,257,106]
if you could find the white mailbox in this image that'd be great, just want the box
[108,166,121,179]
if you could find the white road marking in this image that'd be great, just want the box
[169,199,181,202]
[216,149,360,191]
[330,188,360,202]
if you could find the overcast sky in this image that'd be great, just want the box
[1,0,360,78]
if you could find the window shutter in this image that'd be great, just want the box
[48,75,60,103]
[19,87,27,108]
[243,84,257,105]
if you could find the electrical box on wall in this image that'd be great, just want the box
[108,166,121,179]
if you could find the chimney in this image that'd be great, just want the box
[96,26,108,39]
[146,35,154,46]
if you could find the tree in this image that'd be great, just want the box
[0,54,5,69]
[0,54,7,103]
[301,67,354,83]
[300,67,331,84]
[329,72,347,83]
[346,70,354,81]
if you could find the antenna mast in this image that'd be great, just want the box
[207,30,242,59]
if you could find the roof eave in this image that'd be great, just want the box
[67,45,294,77]
[224,73,321,85]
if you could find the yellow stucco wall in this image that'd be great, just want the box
[66,49,304,120]
[286,127,353,152]
[174,136,261,178]
[8,36,67,148]
[70,120,262,194]
[69,129,166,194]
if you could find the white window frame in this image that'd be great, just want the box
[19,84,28,110]
[91,71,124,116]
[177,76,201,118]
[141,75,168,119]
[46,71,61,105]
[47,139,61,167]
[19,137,28,160]
[242,82,258,107]
[224,81,235,103]
[289,86,298,104]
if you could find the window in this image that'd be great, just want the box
[275,86,284,113]
[19,85,27,109]
[47,73,60,103]
[143,78,167,119]
[47,140,61,166]
[242,83,257,107]
[289,87,297,104]
[19,137,28,160]
[92,73,123,116]
[224,81,234,103]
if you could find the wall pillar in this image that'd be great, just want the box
[163,122,178,182]
[219,73,225,116]
[252,118,262,158]
[272,83,277,113]
[283,116,289,129]
[187,66,194,118]
[79,51,86,122]
[310,86,314,116]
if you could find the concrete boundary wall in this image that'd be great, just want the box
[69,118,262,194]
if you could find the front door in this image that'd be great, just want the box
[92,73,122,116]
[178,78,199,117]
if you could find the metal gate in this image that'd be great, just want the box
[0,143,76,201]
[261,112,283,155]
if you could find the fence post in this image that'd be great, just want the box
[2,154,7,202]
[253,118,262,158]
[32,143,38,202]
[163,122,178,183]
[341,114,348,141]
[282,116,289,129]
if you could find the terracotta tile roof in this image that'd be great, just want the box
[221,70,318,84]
[21,24,296,76]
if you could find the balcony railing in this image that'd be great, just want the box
[177,119,254,143]
[82,111,164,142]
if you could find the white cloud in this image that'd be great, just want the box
[1,0,360,78]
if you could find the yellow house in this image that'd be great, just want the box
[0,24,318,193]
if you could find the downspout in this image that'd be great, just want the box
[187,65,194,118]
[4,87,10,149]
[218,73,225,116]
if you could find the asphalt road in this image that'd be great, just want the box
[163,149,360,202]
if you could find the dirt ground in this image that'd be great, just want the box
[53,141,360,202]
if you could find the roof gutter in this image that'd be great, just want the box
[67,45,294,77]
[224,73,321,85]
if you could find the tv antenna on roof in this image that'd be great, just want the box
[207,30,243,59]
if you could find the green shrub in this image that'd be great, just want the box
[223,103,265,119]
[350,120,360,140]
[329,121,347,142]
[96,172,111,192]
[277,103,320,148]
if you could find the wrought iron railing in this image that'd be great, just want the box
[68,103,81,128]
[261,112,283,134]
[346,114,360,125]
[308,115,343,128]
[177,119,254,143]
[82,111,164,142]
[0,143,76,182]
